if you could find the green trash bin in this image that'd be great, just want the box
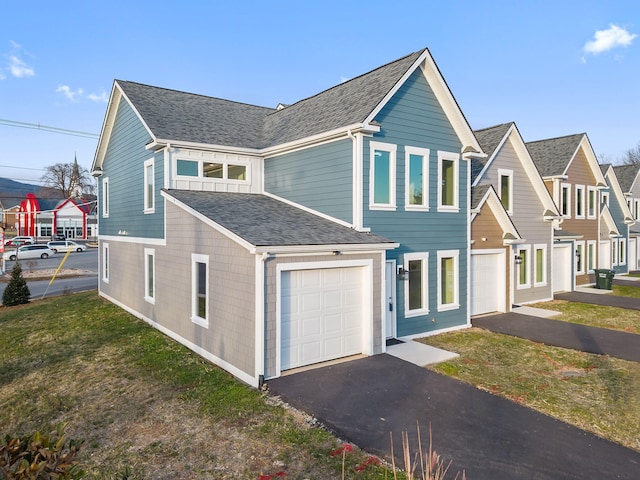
[594,269,615,289]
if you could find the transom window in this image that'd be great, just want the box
[438,151,460,212]
[177,159,248,182]
[404,252,429,317]
[405,146,430,210]
[369,141,397,209]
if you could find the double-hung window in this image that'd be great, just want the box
[534,245,547,287]
[404,253,429,317]
[144,158,155,214]
[370,142,397,209]
[144,248,155,304]
[587,187,597,219]
[498,169,513,214]
[437,250,459,311]
[517,245,531,289]
[437,151,460,212]
[404,146,429,210]
[102,177,110,218]
[560,183,571,217]
[575,185,585,219]
[191,254,209,328]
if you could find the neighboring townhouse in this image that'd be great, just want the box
[526,133,607,287]
[472,123,560,305]
[92,48,482,386]
[613,163,640,270]
[599,165,634,274]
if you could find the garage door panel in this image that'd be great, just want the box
[470,251,505,316]
[281,266,364,371]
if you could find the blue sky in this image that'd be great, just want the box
[1,0,639,186]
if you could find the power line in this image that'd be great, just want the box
[0,118,99,139]
[0,164,45,172]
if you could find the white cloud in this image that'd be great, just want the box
[8,55,34,77]
[87,90,108,103]
[56,85,84,101]
[584,24,637,55]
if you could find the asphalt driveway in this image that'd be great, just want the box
[267,354,640,479]
[555,290,640,310]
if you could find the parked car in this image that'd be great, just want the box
[4,236,35,246]
[47,240,87,253]
[3,244,55,261]
[51,234,66,241]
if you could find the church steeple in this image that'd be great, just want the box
[70,153,82,198]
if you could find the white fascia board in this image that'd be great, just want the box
[363,50,482,157]
[471,124,514,187]
[605,167,635,221]
[564,135,607,186]
[92,83,122,170]
[485,189,522,241]
[161,190,257,253]
[600,204,620,237]
[148,139,262,156]
[254,243,399,255]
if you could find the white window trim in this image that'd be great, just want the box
[612,239,618,267]
[575,184,585,219]
[533,244,547,287]
[587,240,597,273]
[102,177,109,218]
[437,151,460,212]
[369,141,397,210]
[634,199,640,220]
[587,186,597,219]
[516,245,531,289]
[498,168,514,214]
[404,252,429,317]
[404,146,430,211]
[175,158,251,183]
[560,183,571,218]
[143,158,155,214]
[144,248,155,304]
[191,253,210,328]
[102,242,109,284]
[601,191,609,207]
[619,238,627,265]
[576,240,586,274]
[437,250,460,312]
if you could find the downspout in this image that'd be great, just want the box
[255,251,270,388]
[348,129,358,230]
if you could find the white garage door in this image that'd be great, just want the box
[553,244,572,293]
[470,251,505,316]
[629,238,637,271]
[281,267,363,370]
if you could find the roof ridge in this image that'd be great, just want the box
[525,132,585,145]
[473,121,514,133]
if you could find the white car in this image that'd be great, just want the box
[4,236,35,246]
[3,244,56,261]
[47,240,87,253]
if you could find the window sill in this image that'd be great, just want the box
[369,205,398,211]
[144,296,155,305]
[516,283,531,290]
[143,209,155,215]
[191,316,209,328]
[533,282,547,288]
[437,303,460,312]
[437,206,460,213]
[404,205,430,212]
[405,308,430,318]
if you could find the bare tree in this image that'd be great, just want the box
[621,141,640,165]
[40,159,94,198]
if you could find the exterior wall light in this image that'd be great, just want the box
[397,266,409,281]
[514,254,523,265]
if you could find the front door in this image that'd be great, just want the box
[385,260,396,339]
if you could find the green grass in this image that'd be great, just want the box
[613,284,640,298]
[0,292,395,479]
[420,329,640,452]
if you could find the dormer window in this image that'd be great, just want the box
[177,158,249,182]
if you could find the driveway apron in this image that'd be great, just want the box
[267,354,640,480]
[473,313,640,362]
[555,291,640,310]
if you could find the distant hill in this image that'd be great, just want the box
[0,178,49,207]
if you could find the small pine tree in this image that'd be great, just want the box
[2,262,30,306]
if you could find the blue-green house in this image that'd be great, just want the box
[91,48,481,385]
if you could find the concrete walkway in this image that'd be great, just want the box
[267,354,640,479]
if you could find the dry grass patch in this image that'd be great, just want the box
[0,292,390,479]
[529,299,640,334]
[419,328,640,452]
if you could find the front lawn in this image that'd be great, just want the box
[0,292,390,479]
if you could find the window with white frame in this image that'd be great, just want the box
[517,245,531,288]
[619,238,627,265]
[404,252,429,317]
[498,169,513,214]
[102,242,109,283]
[634,199,640,220]
[437,250,459,311]
[534,244,547,287]
[144,158,155,214]
[612,239,618,266]
[405,146,429,210]
[587,187,597,219]
[102,177,109,217]
[438,151,460,211]
[587,240,597,272]
[576,241,585,274]
[560,183,571,217]
[601,191,609,207]
[144,248,155,303]
[575,185,585,219]
[176,158,249,182]
[191,254,209,328]
[369,141,397,209]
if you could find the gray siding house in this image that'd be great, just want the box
[92,48,481,385]
[613,164,640,270]
[472,123,559,303]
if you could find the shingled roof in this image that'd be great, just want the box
[613,164,640,192]
[525,133,585,177]
[117,49,424,150]
[163,190,394,247]
[471,122,513,181]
